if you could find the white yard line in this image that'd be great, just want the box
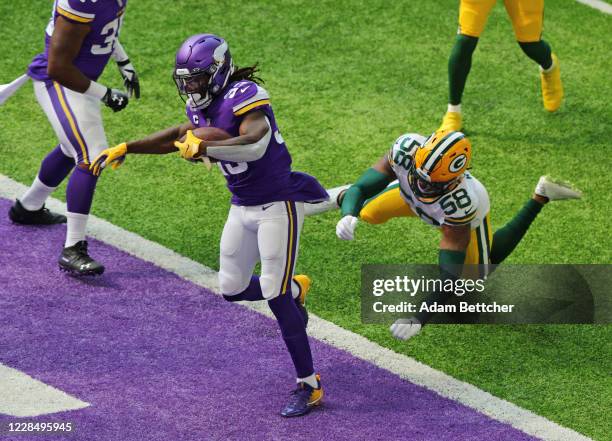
[0,174,592,441]
[575,0,612,14]
[0,363,89,417]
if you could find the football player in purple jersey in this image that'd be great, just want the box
[91,34,327,417]
[6,0,139,275]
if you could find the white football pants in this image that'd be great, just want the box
[33,79,108,165]
[219,201,304,300]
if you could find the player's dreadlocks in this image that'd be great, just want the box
[230,64,264,85]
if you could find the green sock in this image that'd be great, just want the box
[518,40,553,70]
[448,35,479,105]
[490,199,544,264]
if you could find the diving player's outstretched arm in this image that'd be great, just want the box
[336,155,395,240]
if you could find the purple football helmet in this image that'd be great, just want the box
[173,34,235,109]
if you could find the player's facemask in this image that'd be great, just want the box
[173,67,215,109]
[408,164,459,199]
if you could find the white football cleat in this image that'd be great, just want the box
[390,317,422,341]
[535,176,582,201]
[304,184,351,216]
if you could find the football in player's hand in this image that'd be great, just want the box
[178,127,232,163]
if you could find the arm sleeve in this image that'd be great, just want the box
[341,168,392,217]
[206,117,271,162]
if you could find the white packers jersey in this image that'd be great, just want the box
[388,133,490,229]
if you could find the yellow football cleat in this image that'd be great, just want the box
[438,111,462,132]
[540,53,563,112]
[293,274,312,326]
[293,274,311,306]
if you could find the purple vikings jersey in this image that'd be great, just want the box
[28,0,127,81]
[186,80,329,206]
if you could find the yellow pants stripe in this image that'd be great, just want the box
[281,202,296,294]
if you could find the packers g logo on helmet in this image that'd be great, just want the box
[408,130,472,198]
[449,154,467,173]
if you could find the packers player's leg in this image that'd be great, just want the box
[334,182,415,240]
[359,183,415,225]
[490,176,581,264]
[505,0,563,112]
[439,0,496,132]
[464,215,493,265]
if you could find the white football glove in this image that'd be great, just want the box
[336,215,358,240]
[390,317,422,341]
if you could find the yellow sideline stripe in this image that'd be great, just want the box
[53,82,89,163]
[234,99,271,116]
[56,6,94,23]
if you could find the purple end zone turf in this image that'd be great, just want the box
[0,199,537,441]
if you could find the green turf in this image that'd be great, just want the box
[1,1,611,439]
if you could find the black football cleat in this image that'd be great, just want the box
[9,199,67,225]
[58,241,105,276]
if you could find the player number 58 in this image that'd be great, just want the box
[439,189,471,215]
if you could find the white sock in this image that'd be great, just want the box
[298,373,319,389]
[20,176,56,211]
[65,212,89,247]
[540,61,555,73]
[447,104,462,114]
[291,280,300,299]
